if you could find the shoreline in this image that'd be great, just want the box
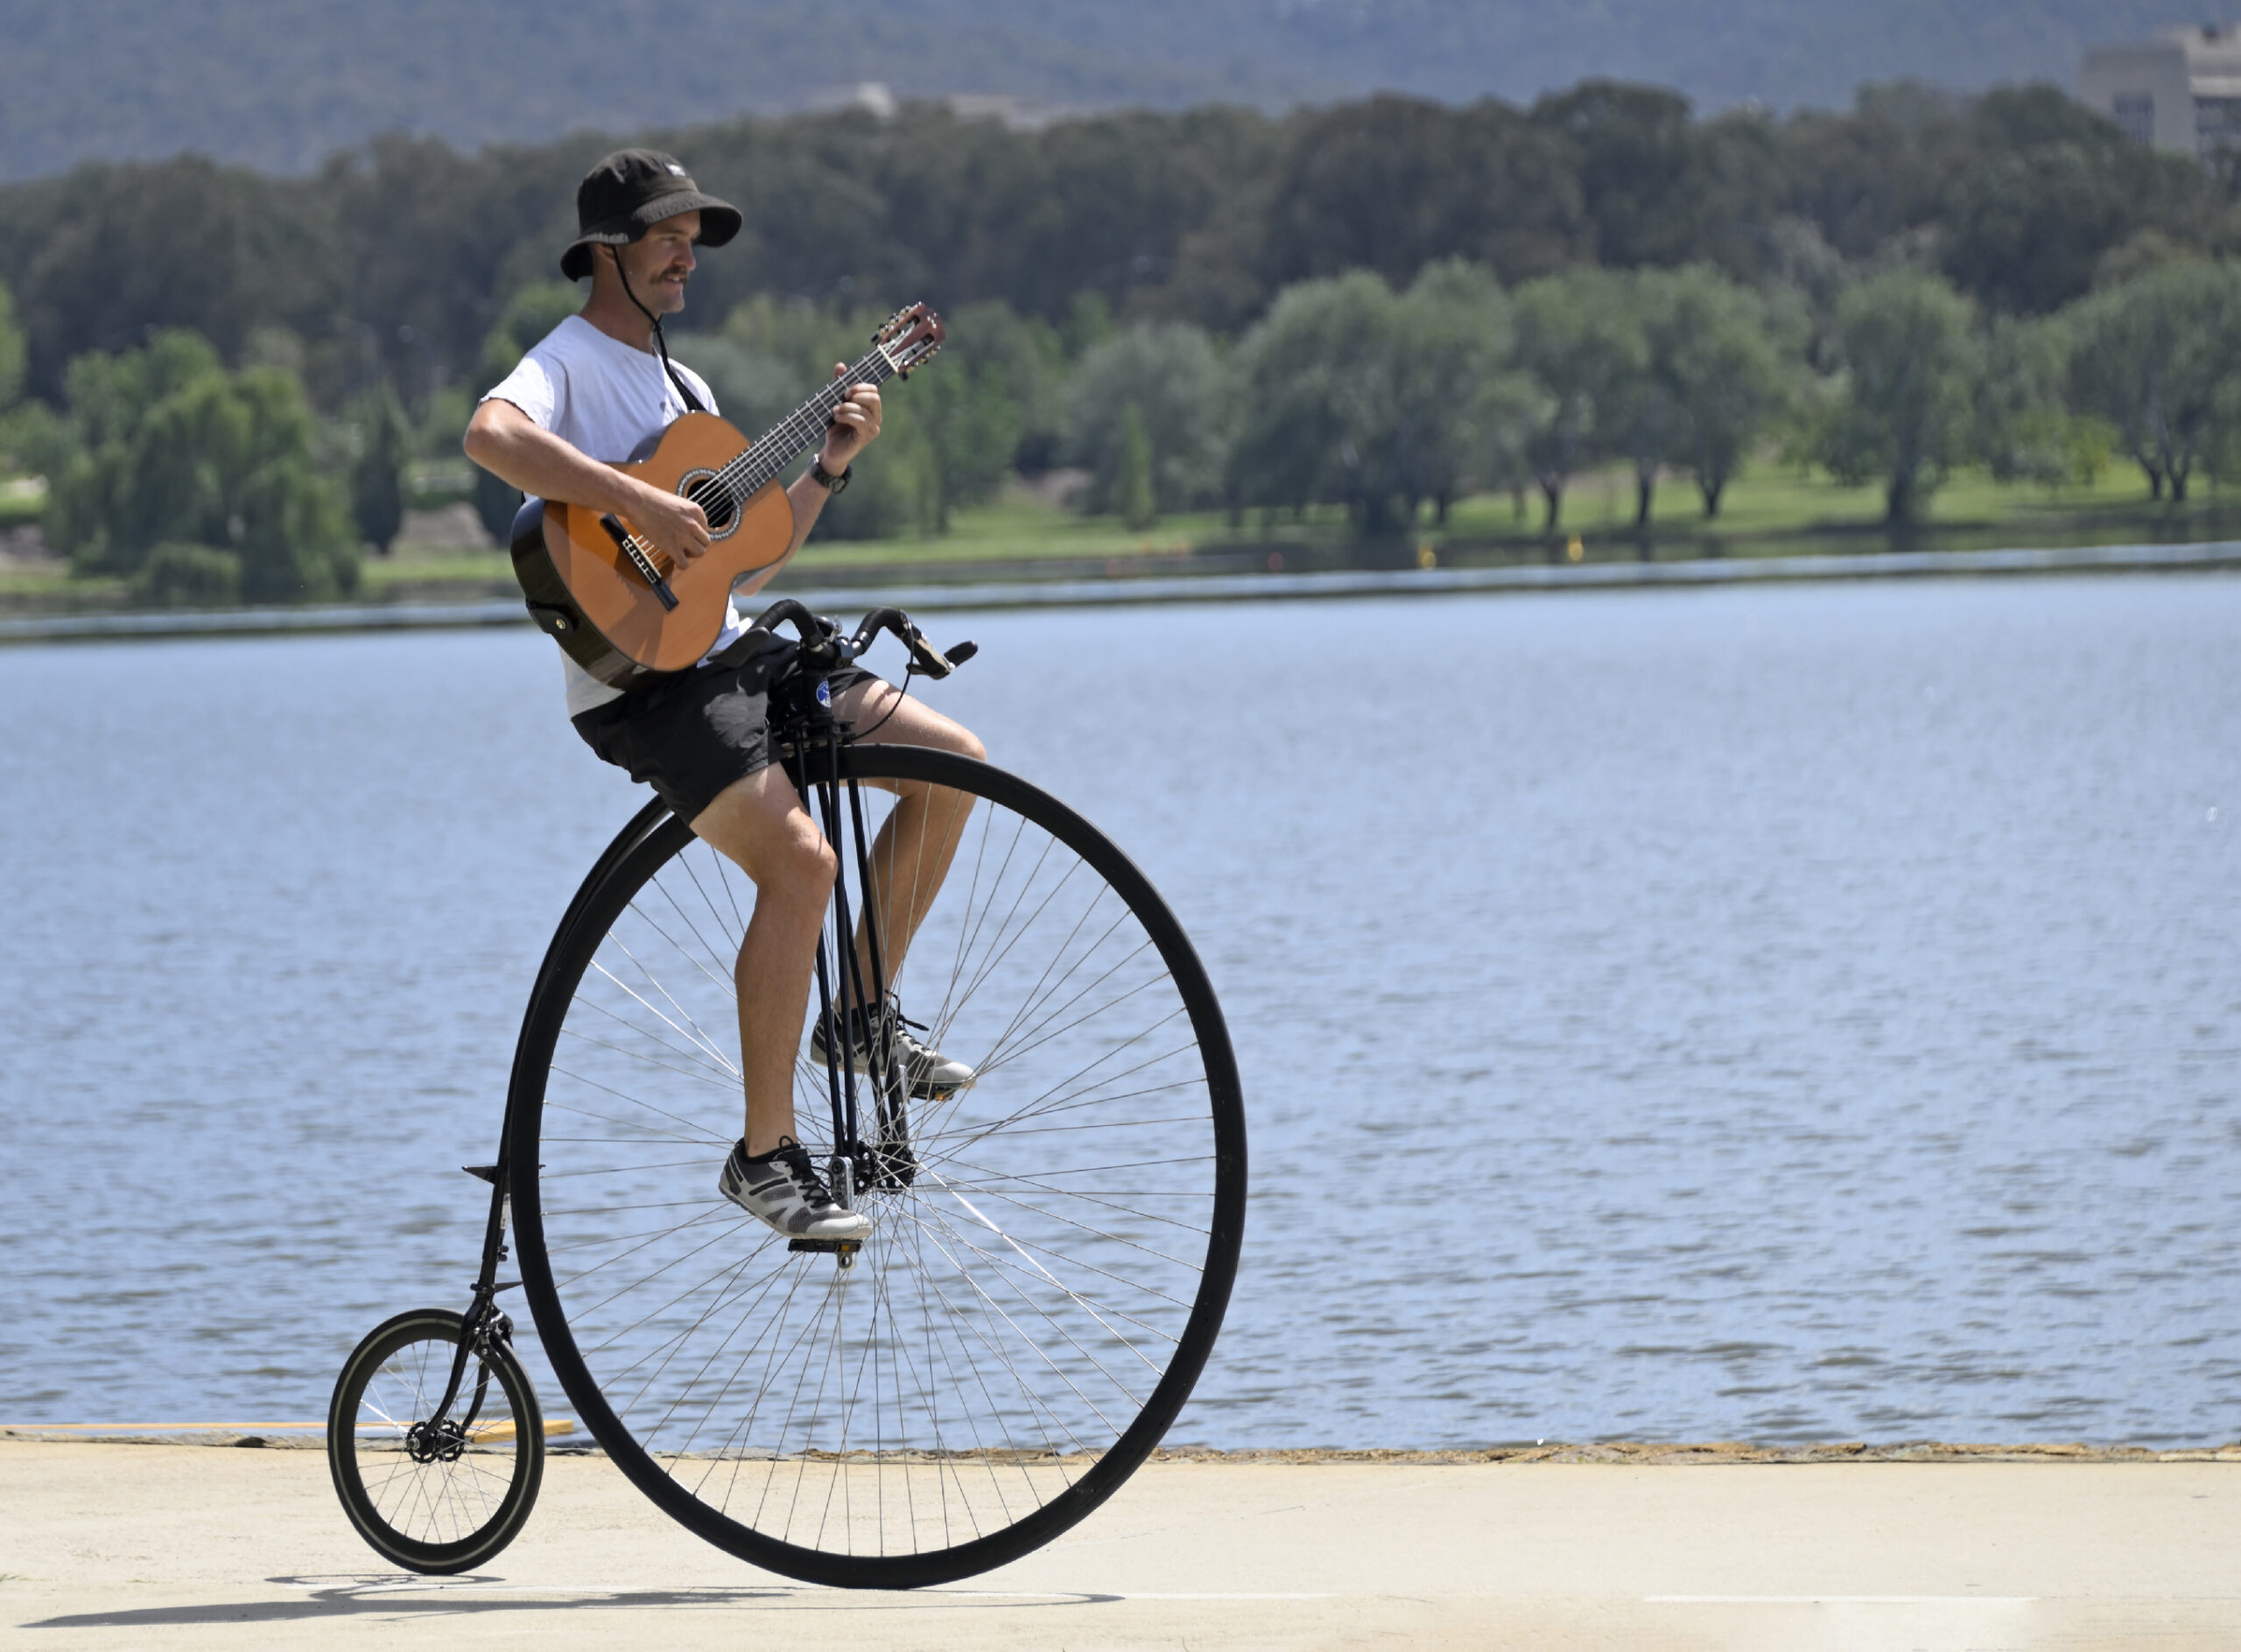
[7,1427,2238,1464]
[0,538,2236,646]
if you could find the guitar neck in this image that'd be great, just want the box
[720,347,896,498]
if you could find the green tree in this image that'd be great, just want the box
[1230,264,1518,537]
[1509,267,1640,535]
[1643,265,1792,517]
[1257,96,1587,292]
[1229,272,1411,534]
[350,382,410,553]
[0,280,23,411]
[1935,86,2222,317]
[1064,322,1229,518]
[947,300,1068,472]
[1390,259,1522,524]
[237,446,357,601]
[2065,260,2241,503]
[1532,82,1736,271]
[1586,274,1668,536]
[1114,404,1156,531]
[1971,313,2077,488]
[1818,270,1977,525]
[44,331,356,600]
[908,352,1019,534]
[0,278,55,479]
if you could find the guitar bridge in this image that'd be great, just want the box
[600,514,679,611]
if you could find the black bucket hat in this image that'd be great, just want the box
[560,149,741,280]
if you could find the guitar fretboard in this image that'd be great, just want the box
[698,345,897,510]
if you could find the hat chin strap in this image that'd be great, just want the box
[609,247,706,416]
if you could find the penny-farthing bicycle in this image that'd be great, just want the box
[328,601,1247,1587]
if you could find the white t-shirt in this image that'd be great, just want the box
[480,313,751,716]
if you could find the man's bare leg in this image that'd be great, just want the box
[832,680,985,1000]
[688,763,835,1156]
[685,686,981,1154]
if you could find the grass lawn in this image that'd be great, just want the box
[1441,460,2234,555]
[7,458,2237,615]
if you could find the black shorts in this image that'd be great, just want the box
[571,633,879,824]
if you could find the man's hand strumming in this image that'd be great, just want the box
[629,481,714,564]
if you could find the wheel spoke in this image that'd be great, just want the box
[515,745,1242,1580]
[330,1314,539,1571]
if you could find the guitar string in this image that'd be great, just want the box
[699,346,894,509]
[621,317,934,573]
[624,348,887,574]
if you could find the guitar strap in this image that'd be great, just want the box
[653,322,706,417]
[612,254,707,417]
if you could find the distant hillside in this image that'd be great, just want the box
[0,0,2194,181]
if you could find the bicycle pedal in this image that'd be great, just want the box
[787,1238,861,1257]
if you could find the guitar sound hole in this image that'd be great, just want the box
[682,472,737,533]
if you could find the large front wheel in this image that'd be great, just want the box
[508,747,1246,1587]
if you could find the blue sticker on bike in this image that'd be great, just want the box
[816,681,831,706]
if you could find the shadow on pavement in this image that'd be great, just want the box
[21,1574,1113,1628]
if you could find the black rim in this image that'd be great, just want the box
[327,1310,544,1574]
[509,747,1246,1587]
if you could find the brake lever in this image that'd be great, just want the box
[903,635,952,678]
[904,635,977,680]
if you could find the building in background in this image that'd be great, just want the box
[2079,24,2241,161]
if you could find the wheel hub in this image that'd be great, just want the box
[403,1417,469,1465]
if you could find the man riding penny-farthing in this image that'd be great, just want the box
[326,150,1246,1588]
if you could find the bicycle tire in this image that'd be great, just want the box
[508,745,1246,1587]
[327,1308,545,1573]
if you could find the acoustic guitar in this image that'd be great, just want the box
[509,302,945,691]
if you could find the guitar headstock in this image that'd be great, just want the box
[873,302,945,378]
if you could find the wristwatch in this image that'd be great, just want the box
[811,459,853,496]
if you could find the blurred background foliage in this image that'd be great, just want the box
[8,80,2241,600]
[0,0,2181,182]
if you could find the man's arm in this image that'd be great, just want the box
[741,369,884,596]
[465,365,881,573]
[465,397,713,562]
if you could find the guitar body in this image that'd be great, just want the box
[504,302,945,690]
[509,411,797,692]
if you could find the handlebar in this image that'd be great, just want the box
[750,599,976,683]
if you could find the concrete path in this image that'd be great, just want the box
[5,1443,2241,1648]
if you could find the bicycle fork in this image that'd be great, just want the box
[791,741,909,1268]
[407,1163,521,1459]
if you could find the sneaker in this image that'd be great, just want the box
[807,995,975,1100]
[718,1138,872,1241]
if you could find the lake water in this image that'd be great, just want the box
[1,576,2236,1447]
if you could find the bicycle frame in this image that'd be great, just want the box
[769,605,955,1252]
[427,601,965,1402]
[419,794,678,1444]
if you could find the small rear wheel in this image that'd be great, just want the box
[327,1308,544,1573]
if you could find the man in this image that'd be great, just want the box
[464,149,982,1244]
